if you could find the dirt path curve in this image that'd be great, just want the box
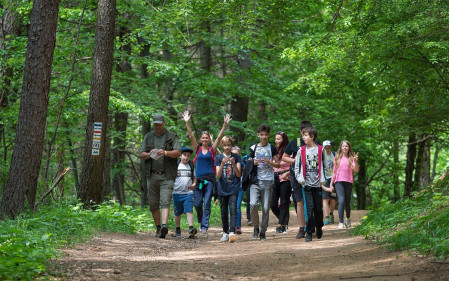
[49,210,449,280]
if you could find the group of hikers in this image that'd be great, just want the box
[140,111,359,242]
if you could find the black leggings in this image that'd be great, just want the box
[335,181,352,223]
[270,180,291,225]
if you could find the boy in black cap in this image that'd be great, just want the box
[173,147,197,238]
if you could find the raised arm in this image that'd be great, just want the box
[183,111,199,149]
[212,114,231,153]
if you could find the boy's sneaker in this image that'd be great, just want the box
[282,225,288,233]
[276,226,282,233]
[259,232,266,241]
[252,228,260,239]
[200,228,208,234]
[220,233,229,242]
[247,220,253,226]
[229,232,237,243]
[160,225,168,239]
[305,233,312,242]
[316,228,323,239]
[312,232,317,238]
[324,217,330,225]
[188,228,197,238]
[338,222,344,229]
[235,227,242,235]
[175,230,181,238]
[329,214,334,223]
[296,228,305,239]
[345,218,351,228]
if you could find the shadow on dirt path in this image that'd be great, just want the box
[49,210,449,280]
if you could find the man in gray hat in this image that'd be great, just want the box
[141,113,181,238]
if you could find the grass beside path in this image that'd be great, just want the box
[353,169,449,260]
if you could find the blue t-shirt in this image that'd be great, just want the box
[215,153,242,196]
[195,146,214,177]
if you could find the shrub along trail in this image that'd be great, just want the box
[49,210,449,280]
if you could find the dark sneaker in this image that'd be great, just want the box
[316,228,323,239]
[160,226,168,239]
[276,226,282,233]
[188,228,197,238]
[329,214,334,223]
[259,232,266,241]
[247,220,253,226]
[305,233,312,242]
[296,228,305,239]
[155,228,161,238]
[175,231,181,238]
[282,225,288,233]
[235,227,242,235]
[312,232,317,238]
[252,228,260,239]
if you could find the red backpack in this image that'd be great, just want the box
[193,145,216,174]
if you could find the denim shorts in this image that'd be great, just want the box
[173,193,194,216]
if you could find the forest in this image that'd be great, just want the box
[2,0,448,215]
[1,0,449,279]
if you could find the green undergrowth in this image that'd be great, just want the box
[0,199,224,280]
[0,201,154,280]
[353,172,449,260]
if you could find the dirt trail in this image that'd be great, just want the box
[49,210,449,280]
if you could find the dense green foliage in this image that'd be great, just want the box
[353,172,449,259]
[0,200,223,280]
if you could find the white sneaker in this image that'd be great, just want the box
[338,222,344,229]
[229,232,236,243]
[220,233,229,242]
[345,218,351,228]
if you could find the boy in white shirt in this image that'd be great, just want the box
[173,147,197,238]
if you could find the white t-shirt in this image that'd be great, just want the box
[324,152,335,179]
[173,163,193,194]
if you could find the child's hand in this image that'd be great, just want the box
[354,152,359,161]
[214,199,219,206]
[189,184,195,190]
[229,157,236,165]
[254,158,259,166]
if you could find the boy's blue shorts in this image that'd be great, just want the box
[173,193,194,216]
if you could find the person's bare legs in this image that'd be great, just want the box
[151,209,161,225]
[186,212,194,226]
[323,198,330,218]
[161,208,170,225]
[296,200,306,227]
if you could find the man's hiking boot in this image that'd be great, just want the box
[160,225,168,239]
[276,226,282,233]
[259,232,266,241]
[252,228,260,239]
[155,228,161,238]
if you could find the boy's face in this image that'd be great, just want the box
[257,131,270,144]
[222,141,232,153]
[302,132,314,145]
[180,152,191,163]
[324,145,332,154]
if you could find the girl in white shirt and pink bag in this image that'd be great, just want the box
[330,140,359,229]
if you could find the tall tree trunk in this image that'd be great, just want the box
[230,52,251,144]
[414,138,424,191]
[356,158,366,210]
[419,137,431,189]
[78,0,116,206]
[404,133,416,198]
[67,136,80,192]
[112,112,128,205]
[101,114,112,201]
[0,0,61,219]
[431,143,440,182]
[140,118,151,208]
[0,1,22,178]
[258,102,267,122]
[393,140,400,201]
